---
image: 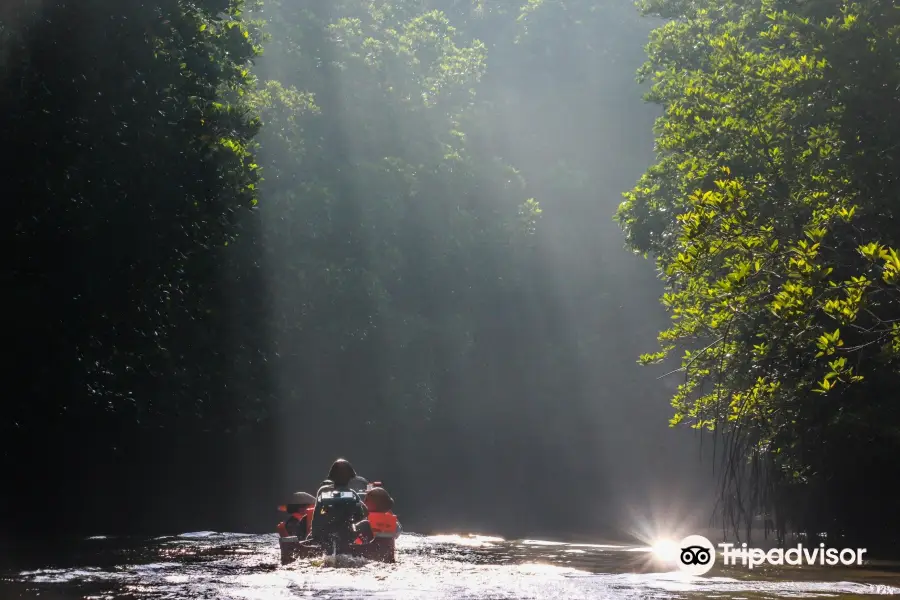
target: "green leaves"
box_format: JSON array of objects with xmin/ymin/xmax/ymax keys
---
[
  {"xmin": 4, "ymin": 0, "xmax": 265, "ymax": 431},
  {"xmin": 618, "ymin": 0, "xmax": 900, "ymax": 537},
  {"xmin": 815, "ymin": 328, "xmax": 842, "ymax": 357}
]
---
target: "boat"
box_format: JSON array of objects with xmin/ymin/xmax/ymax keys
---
[{"xmin": 277, "ymin": 482, "xmax": 401, "ymax": 564}]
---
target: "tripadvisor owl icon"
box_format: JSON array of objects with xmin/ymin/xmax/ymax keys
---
[{"xmin": 678, "ymin": 535, "xmax": 716, "ymax": 575}]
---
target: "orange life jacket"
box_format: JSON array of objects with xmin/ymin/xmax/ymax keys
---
[
  {"xmin": 350, "ymin": 511, "xmax": 400, "ymax": 545},
  {"xmin": 304, "ymin": 506, "xmax": 315, "ymax": 536},
  {"xmin": 277, "ymin": 510, "xmax": 314, "ymax": 538},
  {"xmin": 368, "ymin": 511, "xmax": 400, "ymax": 538}
]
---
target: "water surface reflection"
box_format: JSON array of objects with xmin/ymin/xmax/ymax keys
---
[{"xmin": 2, "ymin": 532, "xmax": 899, "ymax": 599}]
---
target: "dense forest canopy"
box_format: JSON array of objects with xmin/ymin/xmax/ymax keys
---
[{"xmin": 3, "ymin": 0, "xmax": 898, "ymax": 551}]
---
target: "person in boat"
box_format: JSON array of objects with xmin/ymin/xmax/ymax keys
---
[
  {"xmin": 317, "ymin": 459, "xmax": 367, "ymax": 499},
  {"xmin": 277, "ymin": 491, "xmax": 316, "ymax": 538},
  {"xmin": 317, "ymin": 474, "xmax": 368, "ymax": 495},
  {"xmin": 363, "ymin": 485, "xmax": 393, "ymax": 512},
  {"xmin": 310, "ymin": 458, "xmax": 373, "ymax": 545},
  {"xmin": 349, "ymin": 473, "xmax": 369, "ymax": 494},
  {"xmin": 362, "ymin": 485, "xmax": 402, "ymax": 540}
]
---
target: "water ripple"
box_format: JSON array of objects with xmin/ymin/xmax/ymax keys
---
[{"xmin": 3, "ymin": 532, "xmax": 899, "ymax": 599}]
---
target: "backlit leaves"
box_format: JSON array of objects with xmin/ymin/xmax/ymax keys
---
[{"xmin": 616, "ymin": 0, "xmax": 900, "ymax": 509}]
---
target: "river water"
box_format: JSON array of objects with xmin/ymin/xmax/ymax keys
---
[{"xmin": 2, "ymin": 532, "xmax": 900, "ymax": 599}]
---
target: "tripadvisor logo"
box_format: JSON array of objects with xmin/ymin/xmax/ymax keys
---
[
  {"xmin": 720, "ymin": 542, "xmax": 867, "ymax": 569},
  {"xmin": 676, "ymin": 535, "xmax": 717, "ymax": 575},
  {"xmin": 673, "ymin": 535, "xmax": 868, "ymax": 575}
]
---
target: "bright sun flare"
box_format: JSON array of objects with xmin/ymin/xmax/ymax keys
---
[{"xmin": 651, "ymin": 539, "xmax": 679, "ymax": 562}]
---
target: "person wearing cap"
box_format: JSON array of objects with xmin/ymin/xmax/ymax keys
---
[{"xmin": 277, "ymin": 491, "xmax": 316, "ymax": 538}]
